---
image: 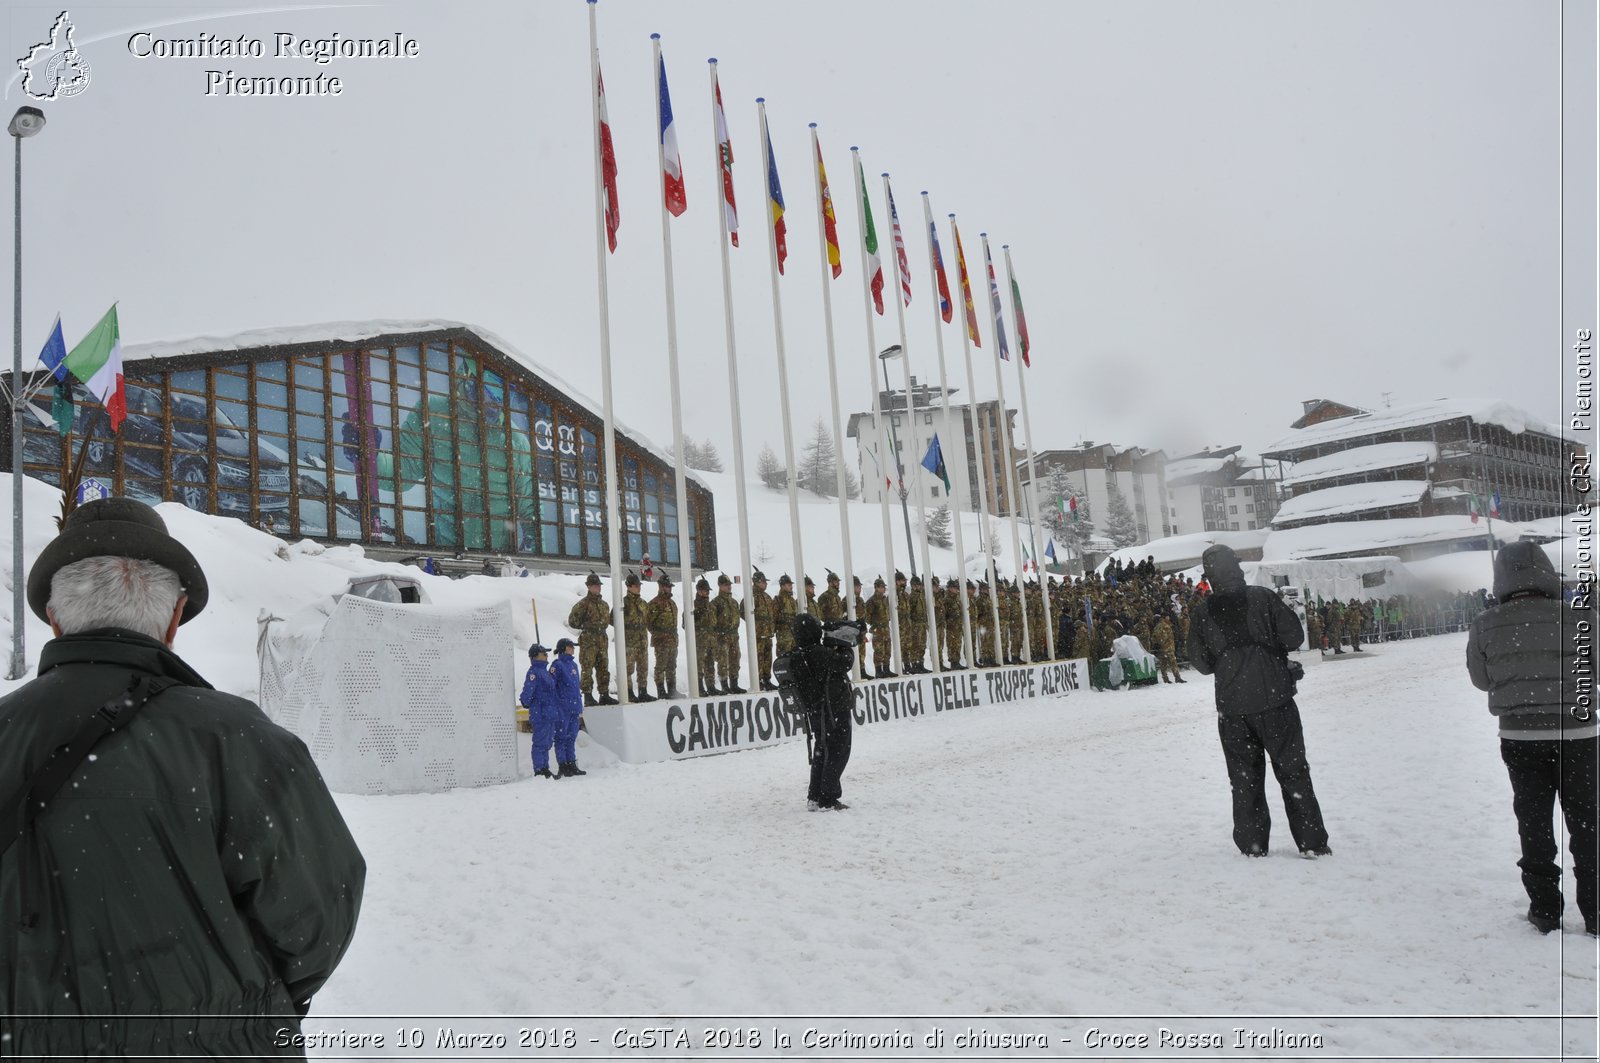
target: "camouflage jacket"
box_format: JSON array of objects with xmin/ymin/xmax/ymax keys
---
[
  {"xmin": 817, "ymin": 588, "xmax": 845, "ymax": 622},
  {"xmin": 567, "ymin": 595, "xmax": 612, "ymax": 635},
  {"xmin": 646, "ymin": 595, "xmax": 679, "ymax": 636},
  {"xmin": 709, "ymin": 592, "xmax": 743, "ymax": 634},
  {"xmin": 862, "ymin": 593, "xmax": 890, "ymax": 630},
  {"xmin": 751, "ymin": 589, "xmax": 776, "ymax": 637},
  {"xmin": 621, "ymin": 594, "xmax": 649, "ymax": 636}
]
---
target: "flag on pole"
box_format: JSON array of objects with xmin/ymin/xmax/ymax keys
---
[
  {"xmin": 1045, "ymin": 539, "xmax": 1057, "ymax": 564},
  {"xmin": 50, "ymin": 380, "xmax": 74, "ymax": 436},
  {"xmin": 816, "ymin": 140, "xmax": 842, "ymax": 279},
  {"xmin": 887, "ymin": 182, "xmax": 911, "ymax": 308},
  {"xmin": 64, "ymin": 304, "xmax": 125, "ymax": 431},
  {"xmin": 38, "ymin": 316, "xmax": 67, "ymax": 381},
  {"xmin": 657, "ymin": 50, "xmax": 687, "ymax": 217},
  {"xmin": 920, "ymin": 433, "xmax": 952, "ymax": 493},
  {"xmin": 1010, "ymin": 260, "xmax": 1031, "ymax": 367},
  {"xmin": 985, "ymin": 241, "xmax": 1009, "ymax": 360},
  {"xmin": 1489, "ymin": 490, "xmax": 1502, "ymax": 519},
  {"xmin": 930, "ymin": 219, "xmax": 952, "ymax": 323},
  {"xmin": 1059, "ymin": 495, "xmax": 1080, "ymax": 521},
  {"xmin": 865, "ymin": 441, "xmax": 892, "ymax": 490},
  {"xmin": 857, "ymin": 158, "xmax": 884, "ymax": 314},
  {"xmin": 1468, "ymin": 493, "xmax": 1481, "ymax": 524},
  {"xmin": 712, "ymin": 71, "xmax": 738, "ymax": 245},
  {"xmin": 952, "ymin": 221, "xmax": 980, "ymax": 347},
  {"xmin": 1021, "ymin": 538, "xmax": 1033, "ymax": 574},
  {"xmin": 597, "ymin": 67, "xmax": 620, "ymax": 252},
  {"xmin": 766, "ymin": 125, "xmax": 787, "ymax": 274}
]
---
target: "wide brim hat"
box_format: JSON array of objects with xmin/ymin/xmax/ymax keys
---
[
  {"xmin": 657, "ymin": 573, "xmax": 674, "ymax": 586},
  {"xmin": 28, "ymin": 497, "xmax": 209, "ymax": 624},
  {"xmin": 717, "ymin": 573, "xmax": 733, "ymax": 585}
]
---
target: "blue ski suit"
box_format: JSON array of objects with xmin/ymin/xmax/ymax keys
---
[
  {"xmin": 520, "ymin": 661, "xmax": 559, "ymax": 773},
  {"xmin": 551, "ymin": 652, "xmax": 585, "ymax": 765}
]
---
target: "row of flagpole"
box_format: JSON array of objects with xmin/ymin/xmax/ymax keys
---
[{"xmin": 587, "ymin": 1, "xmax": 1066, "ymax": 697}]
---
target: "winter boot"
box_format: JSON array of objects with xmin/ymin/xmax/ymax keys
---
[
  {"xmin": 583, "ymin": 692, "xmax": 597, "ymax": 708},
  {"xmin": 598, "ymin": 693, "xmax": 618, "ymax": 706},
  {"xmin": 564, "ymin": 761, "xmax": 588, "ymax": 777},
  {"xmin": 1527, "ymin": 908, "xmax": 1561, "ymax": 934},
  {"xmin": 634, "ymin": 688, "xmax": 655, "ymax": 703},
  {"xmin": 657, "ymin": 681, "xmax": 670, "ymax": 700},
  {"xmin": 534, "ymin": 768, "xmax": 558, "ymax": 780},
  {"xmin": 729, "ymin": 683, "xmax": 747, "ymax": 695}
]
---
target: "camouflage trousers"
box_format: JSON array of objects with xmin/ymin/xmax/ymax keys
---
[
  {"xmin": 625, "ymin": 633, "xmax": 649, "ymax": 693},
  {"xmin": 973, "ymin": 625, "xmax": 994, "ymax": 665},
  {"xmin": 717, "ymin": 632, "xmax": 742, "ymax": 688},
  {"xmin": 871, "ymin": 627, "xmax": 892, "ymax": 672},
  {"xmin": 1157, "ymin": 650, "xmax": 1180, "ymax": 682},
  {"xmin": 776, "ymin": 630, "xmax": 795, "ymax": 657},
  {"xmin": 651, "ymin": 633, "xmax": 678, "ymax": 691},
  {"xmin": 578, "ymin": 632, "xmax": 610, "ymax": 698},
  {"xmin": 756, "ymin": 635, "xmax": 774, "ymax": 685},
  {"xmin": 1007, "ymin": 624, "xmax": 1023, "ymax": 661},
  {"xmin": 902, "ymin": 626, "xmax": 927, "ymax": 671},
  {"xmin": 696, "ymin": 631, "xmax": 718, "ymax": 689},
  {"xmin": 943, "ymin": 624, "xmax": 964, "ymax": 668}
]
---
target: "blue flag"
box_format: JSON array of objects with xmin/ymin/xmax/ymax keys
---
[
  {"xmin": 1045, "ymin": 540, "xmax": 1057, "ymax": 563},
  {"xmin": 39, "ymin": 315, "xmax": 67, "ymax": 381},
  {"xmin": 920, "ymin": 433, "xmax": 951, "ymax": 493},
  {"xmin": 1084, "ymin": 598, "xmax": 1093, "ymax": 631}
]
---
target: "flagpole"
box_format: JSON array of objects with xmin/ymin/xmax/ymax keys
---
[
  {"xmin": 709, "ymin": 59, "xmax": 758, "ymax": 688},
  {"xmin": 757, "ymin": 99, "xmax": 808, "ymax": 614},
  {"xmin": 921, "ymin": 192, "xmax": 974, "ymax": 667},
  {"xmin": 884, "ymin": 174, "xmax": 939, "ymax": 672},
  {"xmin": 588, "ymin": 1, "xmax": 629, "ymax": 704},
  {"xmin": 849, "ymin": 148, "xmax": 902, "ymax": 675},
  {"xmin": 809, "ymin": 125, "xmax": 857, "ymax": 633},
  {"xmin": 952, "ymin": 215, "xmax": 1003, "ymax": 665},
  {"xmin": 980, "ymin": 233, "xmax": 1032, "ymax": 663},
  {"xmin": 1004, "ymin": 243, "xmax": 1055, "ymax": 659}
]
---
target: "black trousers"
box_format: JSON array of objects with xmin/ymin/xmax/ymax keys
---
[
  {"xmin": 1217, "ymin": 702, "xmax": 1329, "ymax": 855},
  {"xmin": 1500, "ymin": 736, "xmax": 1599, "ymax": 929},
  {"xmin": 807, "ymin": 709, "xmax": 853, "ymax": 803}
]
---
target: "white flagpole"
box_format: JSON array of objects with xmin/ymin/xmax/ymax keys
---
[
  {"xmin": 885, "ymin": 173, "xmax": 939, "ymax": 672},
  {"xmin": 757, "ymin": 99, "xmax": 808, "ymax": 613},
  {"xmin": 980, "ymin": 232, "xmax": 1031, "ymax": 664},
  {"xmin": 951, "ymin": 214, "xmax": 1003, "ymax": 665},
  {"xmin": 921, "ymin": 192, "xmax": 973, "ymax": 667},
  {"xmin": 652, "ymin": 33, "xmax": 694, "ymax": 702},
  {"xmin": 1004, "ymin": 243, "xmax": 1054, "ymax": 659},
  {"xmin": 809, "ymin": 125, "xmax": 857, "ymax": 628},
  {"xmin": 850, "ymin": 148, "xmax": 902, "ymax": 675},
  {"xmin": 708, "ymin": 59, "xmax": 758, "ymax": 688},
  {"xmin": 589, "ymin": 1, "xmax": 627, "ymax": 704}
]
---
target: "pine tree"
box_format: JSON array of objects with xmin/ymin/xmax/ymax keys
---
[
  {"xmin": 1038, "ymin": 466, "xmax": 1093, "ymax": 566},
  {"xmin": 694, "ymin": 438, "xmax": 724, "ymax": 473},
  {"xmin": 799, "ymin": 418, "xmax": 838, "ymax": 497},
  {"xmin": 756, "ymin": 444, "xmax": 786, "ymax": 490},
  {"xmin": 1105, "ymin": 482, "xmax": 1139, "ymax": 548},
  {"xmin": 925, "ymin": 504, "xmax": 953, "ymax": 549}
]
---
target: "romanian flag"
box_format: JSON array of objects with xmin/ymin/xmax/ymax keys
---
[
  {"xmin": 929, "ymin": 218, "xmax": 952, "ymax": 323},
  {"xmin": 766, "ymin": 124, "xmax": 787, "ymax": 274},
  {"xmin": 816, "ymin": 137, "xmax": 841, "ymax": 279},
  {"xmin": 597, "ymin": 67, "xmax": 620, "ymax": 252},
  {"xmin": 952, "ymin": 220, "xmax": 980, "ymax": 347},
  {"xmin": 1009, "ymin": 254, "xmax": 1031, "ymax": 367},
  {"xmin": 657, "ymin": 49, "xmax": 686, "ymax": 217},
  {"xmin": 712, "ymin": 67, "xmax": 737, "ymax": 245},
  {"xmin": 984, "ymin": 239, "xmax": 1009, "ymax": 361},
  {"xmin": 64, "ymin": 304, "xmax": 125, "ymax": 432},
  {"xmin": 857, "ymin": 156, "xmax": 884, "ymax": 314}
]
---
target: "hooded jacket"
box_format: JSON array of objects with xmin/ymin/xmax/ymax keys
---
[
  {"xmin": 0, "ymin": 629, "xmax": 364, "ymax": 1058},
  {"xmin": 1466, "ymin": 541, "xmax": 1598, "ymax": 739},
  {"xmin": 1186, "ymin": 546, "xmax": 1304, "ymax": 715}
]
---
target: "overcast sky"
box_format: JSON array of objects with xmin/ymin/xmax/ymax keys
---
[{"xmin": 0, "ymin": 0, "xmax": 1575, "ymax": 468}]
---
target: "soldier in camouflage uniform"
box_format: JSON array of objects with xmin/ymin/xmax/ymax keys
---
[
  {"xmin": 893, "ymin": 571, "xmax": 916, "ymax": 674},
  {"xmin": 818, "ymin": 571, "xmax": 846, "ymax": 622},
  {"xmin": 852, "ymin": 576, "xmax": 869, "ymax": 676},
  {"xmin": 1306, "ymin": 599, "xmax": 1325, "ymax": 655},
  {"xmin": 973, "ymin": 581, "xmax": 995, "ymax": 666},
  {"xmin": 1346, "ymin": 598, "xmax": 1367, "ymax": 652},
  {"xmin": 693, "ymin": 576, "xmax": 717, "ymax": 695},
  {"xmin": 942, "ymin": 577, "xmax": 966, "ymax": 669},
  {"xmin": 863, "ymin": 576, "xmax": 894, "ymax": 678},
  {"xmin": 1005, "ymin": 580, "xmax": 1026, "ymax": 664},
  {"xmin": 566, "ymin": 572, "xmax": 617, "ymax": 706},
  {"xmin": 710, "ymin": 574, "xmax": 747, "ymax": 694},
  {"xmin": 1027, "ymin": 581, "xmax": 1048, "ymax": 663},
  {"xmin": 1151, "ymin": 611, "xmax": 1184, "ymax": 683},
  {"xmin": 774, "ymin": 574, "xmax": 799, "ymax": 658},
  {"xmin": 646, "ymin": 574, "xmax": 680, "ymax": 700},
  {"xmin": 750, "ymin": 570, "xmax": 777, "ymax": 691},
  {"xmin": 1326, "ymin": 599, "xmax": 1346, "ymax": 655},
  {"xmin": 622, "ymin": 573, "xmax": 654, "ymax": 702},
  {"xmin": 904, "ymin": 574, "xmax": 931, "ymax": 674},
  {"xmin": 803, "ymin": 575, "xmax": 817, "ymax": 615}
]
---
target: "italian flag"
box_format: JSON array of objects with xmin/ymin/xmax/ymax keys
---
[
  {"xmin": 65, "ymin": 304, "xmax": 125, "ymax": 431},
  {"xmin": 1468, "ymin": 493, "xmax": 1481, "ymax": 524},
  {"xmin": 1059, "ymin": 495, "xmax": 1080, "ymax": 521}
]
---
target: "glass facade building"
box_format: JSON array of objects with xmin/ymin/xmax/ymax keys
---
[{"xmin": 4, "ymin": 324, "xmax": 716, "ymax": 568}]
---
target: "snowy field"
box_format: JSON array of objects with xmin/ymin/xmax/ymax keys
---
[{"xmin": 312, "ymin": 634, "xmax": 1597, "ymax": 1061}]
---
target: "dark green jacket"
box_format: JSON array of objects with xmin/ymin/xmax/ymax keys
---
[{"xmin": 0, "ymin": 629, "xmax": 365, "ymax": 1058}]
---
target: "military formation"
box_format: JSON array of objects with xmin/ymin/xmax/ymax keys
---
[{"xmin": 560, "ymin": 558, "xmax": 1490, "ymax": 703}]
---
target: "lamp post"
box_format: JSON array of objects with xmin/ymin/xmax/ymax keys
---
[
  {"xmin": 878, "ymin": 345, "xmax": 916, "ymax": 577},
  {"xmin": 9, "ymin": 105, "xmax": 45, "ymax": 681}
]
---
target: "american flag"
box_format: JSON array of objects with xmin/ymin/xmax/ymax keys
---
[{"xmin": 887, "ymin": 181, "xmax": 912, "ymax": 307}]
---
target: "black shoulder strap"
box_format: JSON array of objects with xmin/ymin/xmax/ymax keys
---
[{"xmin": 0, "ymin": 673, "xmax": 180, "ymax": 861}]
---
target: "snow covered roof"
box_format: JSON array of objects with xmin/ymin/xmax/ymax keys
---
[
  {"xmin": 1162, "ymin": 455, "xmax": 1232, "ymax": 482},
  {"xmin": 1264, "ymin": 398, "xmax": 1562, "ymax": 456},
  {"xmin": 1279, "ymin": 442, "xmax": 1438, "ymax": 488},
  {"xmin": 120, "ymin": 320, "xmax": 706, "ymax": 489},
  {"xmin": 1262, "ymin": 515, "xmax": 1510, "ymax": 561},
  {"xmin": 1516, "ymin": 513, "xmax": 1586, "ymax": 541},
  {"xmin": 1103, "ymin": 528, "xmax": 1267, "ymax": 570},
  {"xmin": 1272, "ymin": 480, "xmax": 1430, "ymax": 525}
]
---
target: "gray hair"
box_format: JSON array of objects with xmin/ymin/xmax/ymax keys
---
[{"xmin": 48, "ymin": 556, "xmax": 184, "ymax": 642}]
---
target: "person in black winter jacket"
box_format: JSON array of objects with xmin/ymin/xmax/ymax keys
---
[
  {"xmin": 1187, "ymin": 544, "xmax": 1331, "ymax": 858},
  {"xmin": 1467, "ymin": 541, "xmax": 1598, "ymax": 936},
  {"xmin": 785, "ymin": 614, "xmax": 857, "ymax": 811}
]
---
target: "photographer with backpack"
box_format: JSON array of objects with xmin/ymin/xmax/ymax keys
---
[{"xmin": 778, "ymin": 614, "xmax": 861, "ymax": 811}]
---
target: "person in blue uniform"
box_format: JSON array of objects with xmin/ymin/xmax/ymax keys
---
[
  {"xmin": 552, "ymin": 637, "xmax": 588, "ymax": 777},
  {"xmin": 520, "ymin": 643, "xmax": 559, "ymax": 779}
]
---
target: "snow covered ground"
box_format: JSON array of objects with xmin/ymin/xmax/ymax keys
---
[{"xmin": 312, "ymin": 634, "xmax": 1596, "ymax": 1060}]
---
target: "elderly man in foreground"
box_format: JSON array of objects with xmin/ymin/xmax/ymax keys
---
[{"xmin": 0, "ymin": 498, "xmax": 365, "ymax": 1057}]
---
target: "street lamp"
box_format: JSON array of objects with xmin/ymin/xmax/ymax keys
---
[
  {"xmin": 878, "ymin": 344, "xmax": 917, "ymax": 577},
  {"xmin": 10, "ymin": 105, "xmax": 45, "ymax": 680}
]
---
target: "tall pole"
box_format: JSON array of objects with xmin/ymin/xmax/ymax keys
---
[
  {"xmin": 877, "ymin": 354, "xmax": 916, "ymax": 578},
  {"xmin": 848, "ymin": 148, "xmax": 900, "ymax": 675},
  {"xmin": 808, "ymin": 125, "xmax": 856, "ymax": 625},
  {"xmin": 885, "ymin": 174, "xmax": 939, "ymax": 671},
  {"xmin": 980, "ymin": 233, "xmax": 1031, "ymax": 663},
  {"xmin": 757, "ymin": 99, "xmax": 807, "ymax": 613},
  {"xmin": 1004, "ymin": 244, "xmax": 1054, "ymax": 658},
  {"xmin": 951, "ymin": 216, "xmax": 1003, "ymax": 665},
  {"xmin": 587, "ymin": 1, "xmax": 630, "ymax": 703},
  {"xmin": 921, "ymin": 193, "xmax": 973, "ymax": 666},
  {"xmin": 10, "ymin": 130, "xmax": 24, "ymax": 679},
  {"xmin": 708, "ymin": 60, "xmax": 758, "ymax": 686}
]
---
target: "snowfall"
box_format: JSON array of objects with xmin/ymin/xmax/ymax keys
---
[{"xmin": 1, "ymin": 471, "xmax": 1596, "ymax": 1061}]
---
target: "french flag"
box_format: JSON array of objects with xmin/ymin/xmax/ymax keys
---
[{"xmin": 657, "ymin": 46, "xmax": 687, "ymax": 217}]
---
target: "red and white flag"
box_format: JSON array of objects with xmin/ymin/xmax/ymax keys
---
[
  {"xmin": 712, "ymin": 69, "xmax": 738, "ymax": 245},
  {"xmin": 887, "ymin": 180, "xmax": 912, "ymax": 308},
  {"xmin": 597, "ymin": 67, "xmax": 620, "ymax": 251}
]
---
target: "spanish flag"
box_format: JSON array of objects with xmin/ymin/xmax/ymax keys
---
[
  {"xmin": 952, "ymin": 220, "xmax": 980, "ymax": 347},
  {"xmin": 816, "ymin": 138, "xmax": 841, "ymax": 279}
]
